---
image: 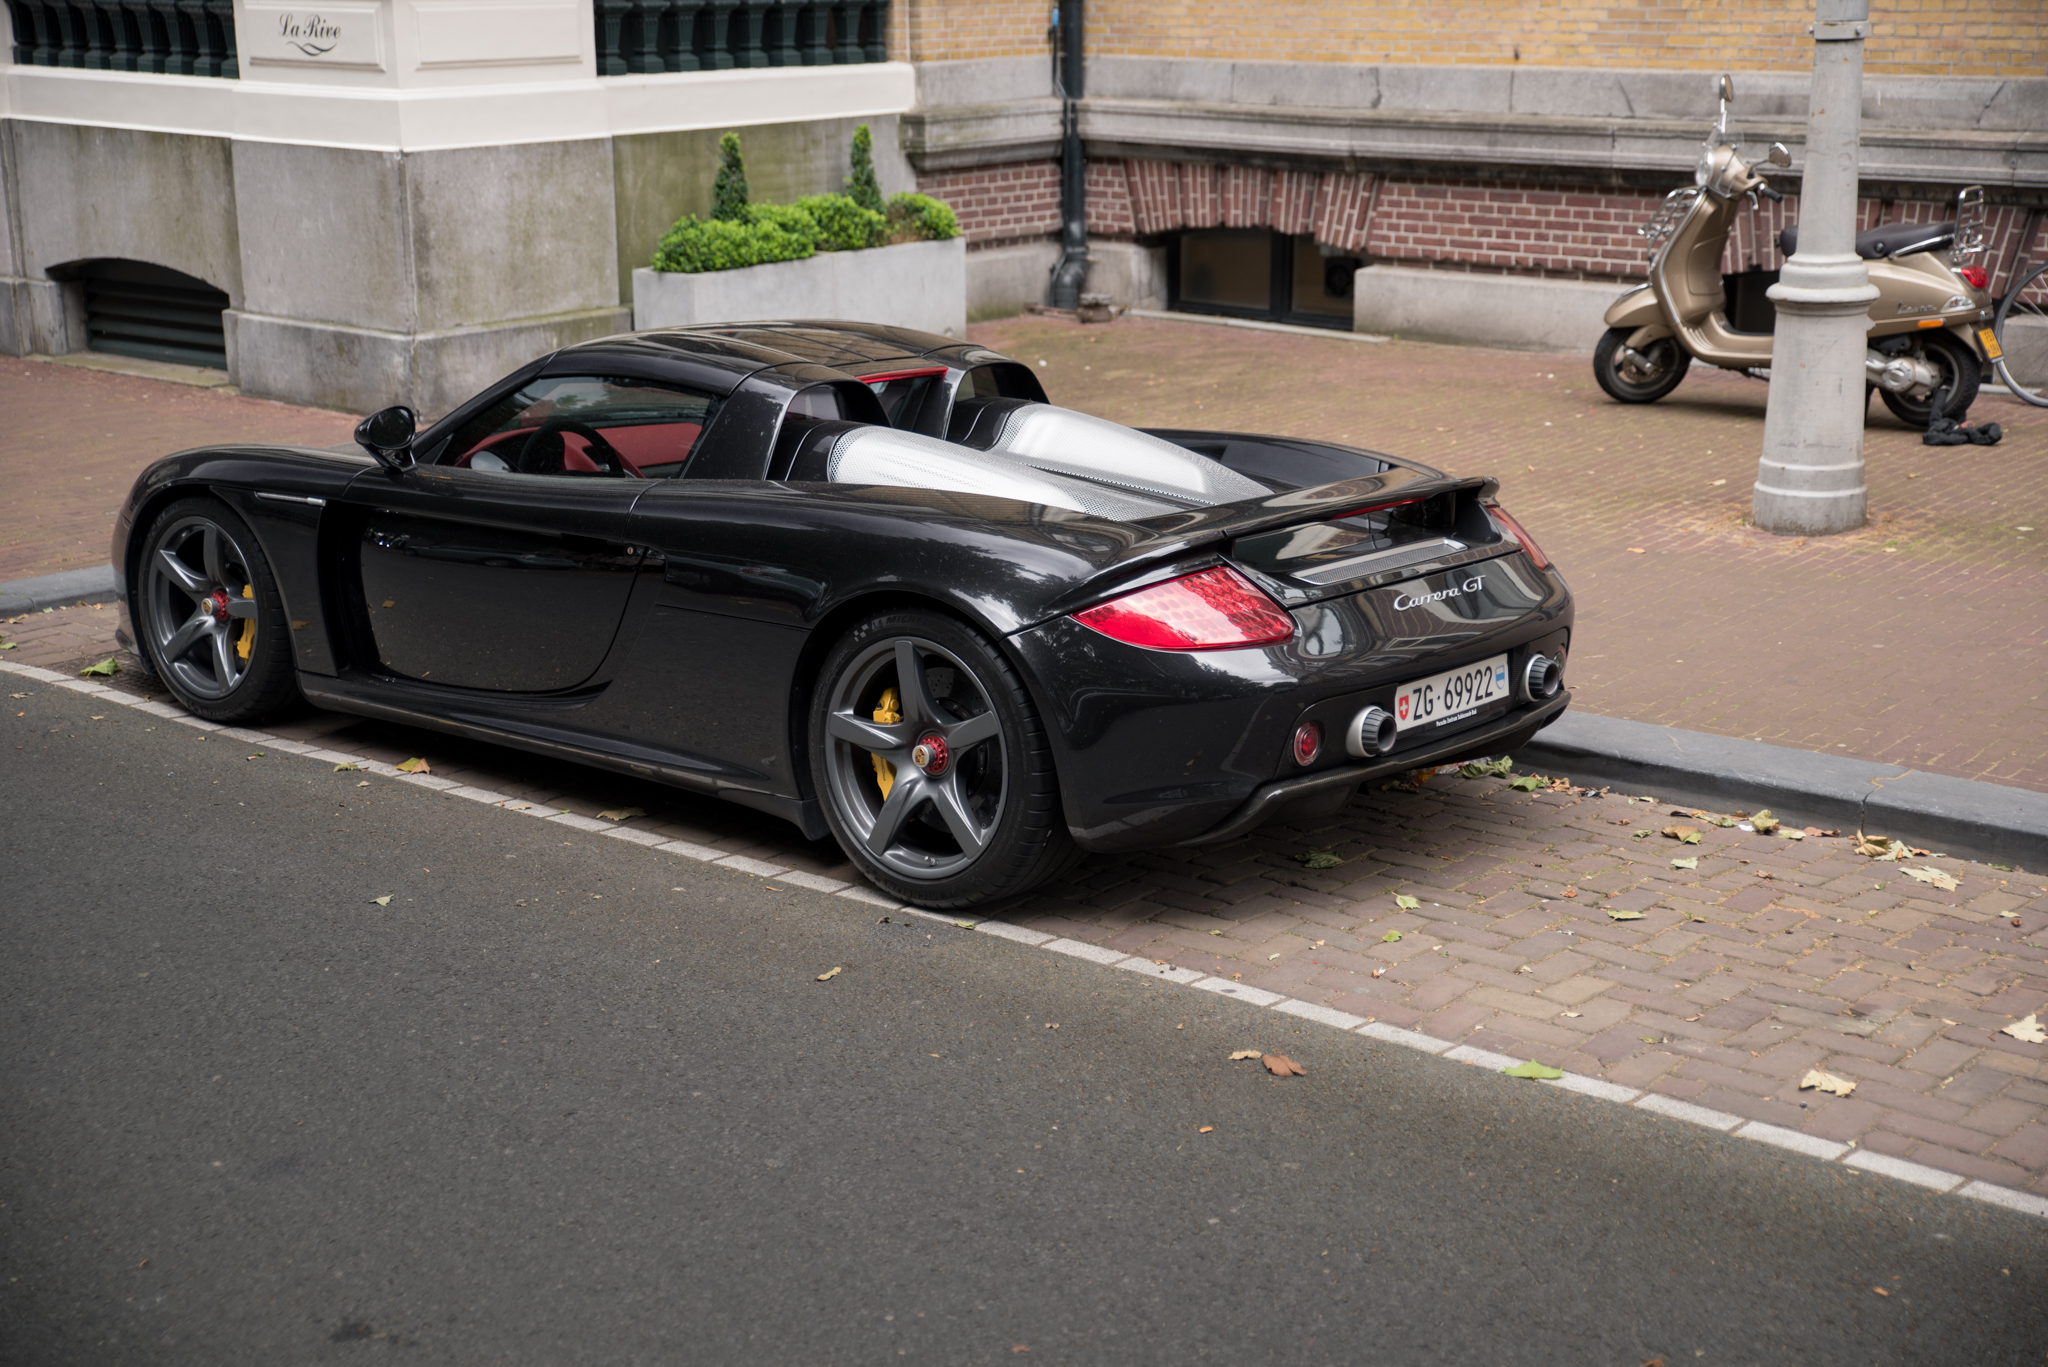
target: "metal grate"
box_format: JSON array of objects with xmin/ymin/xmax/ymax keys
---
[
  {"xmin": 81, "ymin": 261, "xmax": 231, "ymax": 370},
  {"xmin": 5, "ymin": 0, "xmax": 239, "ymax": 75},
  {"xmin": 594, "ymin": 1, "xmax": 887, "ymax": 76}
]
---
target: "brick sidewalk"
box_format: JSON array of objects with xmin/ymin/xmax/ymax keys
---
[{"xmin": 8, "ymin": 651, "xmax": 2048, "ymax": 1200}]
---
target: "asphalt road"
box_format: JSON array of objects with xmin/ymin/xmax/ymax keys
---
[{"xmin": 4, "ymin": 682, "xmax": 2044, "ymax": 1365}]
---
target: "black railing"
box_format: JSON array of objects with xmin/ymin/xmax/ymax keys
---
[
  {"xmin": 594, "ymin": 1, "xmax": 887, "ymax": 76},
  {"xmin": 6, "ymin": 0, "xmax": 239, "ymax": 76}
]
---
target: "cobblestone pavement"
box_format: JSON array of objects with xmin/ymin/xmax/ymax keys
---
[
  {"xmin": 10, "ymin": 646, "xmax": 2048, "ymax": 1200},
  {"xmin": 979, "ymin": 316, "xmax": 2048, "ymax": 793}
]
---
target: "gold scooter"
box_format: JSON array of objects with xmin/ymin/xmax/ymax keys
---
[{"xmin": 1594, "ymin": 75, "xmax": 1998, "ymax": 426}]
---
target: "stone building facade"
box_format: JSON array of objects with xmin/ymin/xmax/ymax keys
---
[{"xmin": 2, "ymin": 0, "xmax": 2043, "ymax": 415}]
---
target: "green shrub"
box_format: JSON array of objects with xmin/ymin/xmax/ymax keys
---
[
  {"xmin": 885, "ymin": 192, "xmax": 961, "ymax": 244},
  {"xmin": 712, "ymin": 131, "xmax": 750, "ymax": 222},
  {"xmin": 652, "ymin": 208, "xmax": 813, "ymax": 274},
  {"xmin": 845, "ymin": 124, "xmax": 884, "ymax": 215},
  {"xmin": 795, "ymin": 193, "xmax": 885, "ymax": 251}
]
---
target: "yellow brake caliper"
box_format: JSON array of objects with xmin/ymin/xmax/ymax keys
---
[
  {"xmin": 236, "ymin": 584, "xmax": 255, "ymax": 660},
  {"xmin": 871, "ymin": 686, "xmax": 901, "ymax": 799}
]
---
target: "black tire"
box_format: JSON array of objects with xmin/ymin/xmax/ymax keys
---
[
  {"xmin": 1593, "ymin": 326, "xmax": 1689, "ymax": 404},
  {"xmin": 1876, "ymin": 329, "xmax": 1981, "ymax": 426},
  {"xmin": 134, "ymin": 497, "xmax": 300, "ymax": 723},
  {"xmin": 809, "ymin": 608, "xmax": 1079, "ymax": 910}
]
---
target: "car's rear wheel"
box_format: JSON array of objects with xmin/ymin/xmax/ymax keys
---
[
  {"xmin": 810, "ymin": 608, "xmax": 1078, "ymax": 909},
  {"xmin": 1593, "ymin": 326, "xmax": 1689, "ymax": 404},
  {"xmin": 136, "ymin": 497, "xmax": 299, "ymax": 723},
  {"xmin": 1876, "ymin": 329, "xmax": 1981, "ymax": 426}
]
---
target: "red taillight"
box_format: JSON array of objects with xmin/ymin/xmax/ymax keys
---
[
  {"xmin": 1489, "ymin": 506, "xmax": 1552, "ymax": 571},
  {"xmin": 1292, "ymin": 720, "xmax": 1324, "ymax": 766},
  {"xmin": 1960, "ymin": 266, "xmax": 1989, "ymax": 291},
  {"xmin": 1073, "ymin": 566, "xmax": 1295, "ymax": 651},
  {"xmin": 1333, "ymin": 498, "xmax": 1422, "ymax": 521}
]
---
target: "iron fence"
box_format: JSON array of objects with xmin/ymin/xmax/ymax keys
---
[
  {"xmin": 6, "ymin": 0, "xmax": 238, "ymax": 75},
  {"xmin": 594, "ymin": 1, "xmax": 887, "ymax": 75}
]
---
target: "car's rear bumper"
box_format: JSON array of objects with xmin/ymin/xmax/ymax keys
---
[{"xmin": 1177, "ymin": 690, "xmax": 1571, "ymax": 846}]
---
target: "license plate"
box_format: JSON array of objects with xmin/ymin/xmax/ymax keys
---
[
  {"xmin": 1394, "ymin": 653, "xmax": 1510, "ymax": 732},
  {"xmin": 1980, "ymin": 327, "xmax": 2004, "ymax": 361}
]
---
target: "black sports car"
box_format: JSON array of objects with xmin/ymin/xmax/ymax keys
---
[{"xmin": 113, "ymin": 321, "xmax": 1573, "ymax": 908}]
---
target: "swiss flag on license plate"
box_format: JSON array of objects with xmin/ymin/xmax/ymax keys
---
[{"xmin": 1396, "ymin": 695, "xmax": 1410, "ymax": 720}]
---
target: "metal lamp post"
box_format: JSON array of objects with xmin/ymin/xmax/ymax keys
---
[{"xmin": 1753, "ymin": 0, "xmax": 1875, "ymax": 536}]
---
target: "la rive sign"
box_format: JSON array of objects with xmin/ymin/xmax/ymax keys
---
[{"xmin": 245, "ymin": 4, "xmax": 385, "ymax": 69}]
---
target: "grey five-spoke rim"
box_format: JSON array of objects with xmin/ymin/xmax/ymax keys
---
[
  {"xmin": 142, "ymin": 515, "xmax": 259, "ymax": 701},
  {"xmin": 822, "ymin": 636, "xmax": 1007, "ymax": 881}
]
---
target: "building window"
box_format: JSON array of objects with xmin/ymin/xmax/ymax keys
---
[{"xmin": 1169, "ymin": 229, "xmax": 1361, "ymax": 331}]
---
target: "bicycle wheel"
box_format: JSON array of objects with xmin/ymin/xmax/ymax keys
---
[{"xmin": 1993, "ymin": 259, "xmax": 2048, "ymax": 407}]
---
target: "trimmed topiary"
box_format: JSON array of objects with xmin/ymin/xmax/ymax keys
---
[
  {"xmin": 885, "ymin": 193, "xmax": 961, "ymax": 244},
  {"xmin": 845, "ymin": 123, "xmax": 884, "ymax": 216},
  {"xmin": 651, "ymin": 208, "xmax": 814, "ymax": 274},
  {"xmin": 712, "ymin": 131, "xmax": 750, "ymax": 222}
]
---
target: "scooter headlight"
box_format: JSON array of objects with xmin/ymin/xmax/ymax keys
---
[{"xmin": 1694, "ymin": 150, "xmax": 1714, "ymax": 187}]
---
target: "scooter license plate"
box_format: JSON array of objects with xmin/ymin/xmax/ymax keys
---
[
  {"xmin": 1394, "ymin": 654, "xmax": 1510, "ymax": 732},
  {"xmin": 1979, "ymin": 327, "xmax": 2004, "ymax": 361}
]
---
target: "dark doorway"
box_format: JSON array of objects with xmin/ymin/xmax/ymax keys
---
[
  {"xmin": 79, "ymin": 260, "xmax": 231, "ymax": 369},
  {"xmin": 1168, "ymin": 229, "xmax": 1360, "ymax": 330}
]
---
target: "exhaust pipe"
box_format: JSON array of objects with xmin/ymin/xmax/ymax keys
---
[
  {"xmin": 1524, "ymin": 655, "xmax": 1562, "ymax": 700},
  {"xmin": 1345, "ymin": 705, "xmax": 1399, "ymax": 758}
]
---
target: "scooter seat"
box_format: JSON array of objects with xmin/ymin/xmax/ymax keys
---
[{"xmin": 1777, "ymin": 221, "xmax": 1956, "ymax": 262}]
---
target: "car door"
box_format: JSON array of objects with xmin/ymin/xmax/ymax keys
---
[{"xmin": 336, "ymin": 372, "xmax": 723, "ymax": 694}]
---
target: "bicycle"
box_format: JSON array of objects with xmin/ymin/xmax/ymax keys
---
[{"xmin": 1992, "ymin": 257, "xmax": 2048, "ymax": 407}]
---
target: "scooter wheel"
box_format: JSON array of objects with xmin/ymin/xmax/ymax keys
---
[
  {"xmin": 1876, "ymin": 330, "xmax": 1981, "ymax": 427},
  {"xmin": 1593, "ymin": 327, "xmax": 1688, "ymax": 404}
]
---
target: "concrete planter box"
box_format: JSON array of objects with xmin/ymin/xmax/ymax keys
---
[{"xmin": 632, "ymin": 237, "xmax": 967, "ymax": 339}]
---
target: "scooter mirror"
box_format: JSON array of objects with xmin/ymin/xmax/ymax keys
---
[
  {"xmin": 1718, "ymin": 74, "xmax": 1733, "ymax": 105},
  {"xmin": 1767, "ymin": 142, "xmax": 1791, "ymax": 168}
]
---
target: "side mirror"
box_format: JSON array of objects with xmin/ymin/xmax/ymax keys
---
[
  {"xmin": 1718, "ymin": 74, "xmax": 1734, "ymax": 105},
  {"xmin": 1767, "ymin": 142, "xmax": 1792, "ymax": 168},
  {"xmin": 355, "ymin": 405, "xmax": 417, "ymax": 471}
]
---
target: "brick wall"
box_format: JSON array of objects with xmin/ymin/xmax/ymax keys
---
[
  {"xmin": 1365, "ymin": 180, "xmax": 1663, "ymax": 282},
  {"xmin": 897, "ymin": 0, "xmax": 2046, "ymax": 80},
  {"xmin": 918, "ymin": 159, "xmax": 1063, "ymax": 245}
]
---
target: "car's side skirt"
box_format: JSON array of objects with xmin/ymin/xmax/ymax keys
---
[{"xmin": 299, "ymin": 677, "xmax": 831, "ymax": 840}]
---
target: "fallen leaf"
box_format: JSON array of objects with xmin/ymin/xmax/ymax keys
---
[
  {"xmin": 1800, "ymin": 1069, "xmax": 1857, "ymax": 1097},
  {"xmin": 1229, "ymin": 1050, "xmax": 1262, "ymax": 1061},
  {"xmin": 1262, "ymin": 1053, "xmax": 1306, "ymax": 1077},
  {"xmin": 1902, "ymin": 865, "xmax": 1960, "ymax": 892},
  {"xmin": 395, "ymin": 757, "xmax": 431, "ymax": 774},
  {"xmin": 1562, "ymin": 885, "xmax": 1579, "ymax": 898},
  {"xmin": 1671, "ymin": 857, "xmax": 1699, "ymax": 869},
  {"xmin": 2001, "ymin": 1014, "xmax": 2047, "ymax": 1044},
  {"xmin": 1268, "ymin": 953, "xmax": 1281, "ymax": 961},
  {"xmin": 1627, "ymin": 547, "xmax": 1647, "ymax": 554},
  {"xmin": 956, "ymin": 921, "xmax": 977, "ymax": 929},
  {"xmin": 1370, "ymin": 967, "xmax": 1386, "ymax": 978},
  {"xmin": 356, "ymin": 780, "xmax": 370, "ymax": 787},
  {"xmin": 1662, "ymin": 825, "xmax": 1702, "ymax": 844},
  {"xmin": 1609, "ymin": 907, "xmax": 1645, "ymax": 921},
  {"xmin": 370, "ymin": 896, "xmax": 392, "ymax": 906},
  {"xmin": 1777, "ymin": 827, "xmax": 1806, "ymax": 841},
  {"xmin": 1198, "ymin": 1126, "xmax": 1214, "ymax": 1134},
  {"xmin": 1503, "ymin": 1059, "xmax": 1563, "ymax": 1080},
  {"xmin": 1872, "ymin": 1288, "xmax": 1888, "ymax": 1297},
  {"xmin": 1507, "ymin": 774, "xmax": 1545, "ymax": 791},
  {"xmin": 1562, "ymin": 1011, "xmax": 1582, "ymax": 1018},
  {"xmin": 1209, "ymin": 929, "xmax": 1223, "ymax": 936},
  {"xmin": 1458, "ymin": 756, "xmax": 1513, "ymax": 779},
  {"xmin": 597, "ymin": 807, "xmax": 647, "ymax": 822},
  {"xmin": 1702, "ymin": 815, "xmax": 1738, "ymax": 828},
  {"xmin": 1632, "ymin": 830, "xmax": 1654, "ymax": 839},
  {"xmin": 1749, "ymin": 809, "xmax": 1781, "ymax": 835},
  {"xmin": 333, "ymin": 761, "xmax": 361, "ymax": 772},
  {"xmin": 78, "ymin": 657, "xmax": 119, "ymax": 677},
  {"xmin": 1394, "ymin": 894, "xmax": 1420, "ymax": 910},
  {"xmin": 1295, "ymin": 847, "xmax": 1346, "ymax": 869},
  {"xmin": 1382, "ymin": 931, "xmax": 1403, "ymax": 943},
  {"xmin": 816, "ymin": 966, "xmax": 842, "ymax": 982}
]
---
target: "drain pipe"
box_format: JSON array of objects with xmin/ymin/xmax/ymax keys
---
[{"xmin": 1049, "ymin": 0, "xmax": 1088, "ymax": 310}]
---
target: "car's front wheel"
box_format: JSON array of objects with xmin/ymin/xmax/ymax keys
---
[
  {"xmin": 809, "ymin": 608, "xmax": 1077, "ymax": 909},
  {"xmin": 135, "ymin": 496, "xmax": 299, "ymax": 723}
]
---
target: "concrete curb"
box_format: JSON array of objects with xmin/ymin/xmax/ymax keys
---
[
  {"xmin": 1518, "ymin": 712, "xmax": 2047, "ymax": 869},
  {"xmin": 0, "ymin": 565, "xmax": 118, "ymax": 615}
]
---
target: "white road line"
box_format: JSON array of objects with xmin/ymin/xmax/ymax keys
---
[{"xmin": 15, "ymin": 658, "xmax": 2039, "ymax": 1224}]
